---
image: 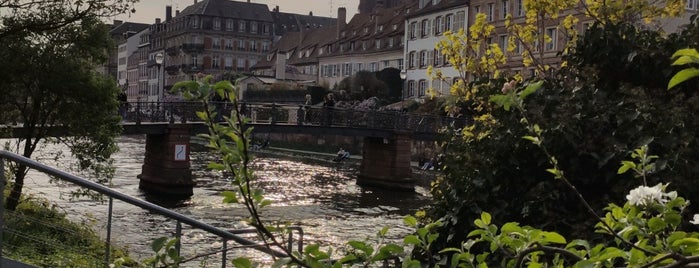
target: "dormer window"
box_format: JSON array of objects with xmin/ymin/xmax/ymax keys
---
[
  {"xmin": 378, "ymin": 25, "xmax": 384, "ymax": 32},
  {"xmin": 393, "ymin": 24, "xmax": 398, "ymax": 30},
  {"xmin": 341, "ymin": 31, "xmax": 346, "ymax": 37},
  {"xmin": 364, "ymin": 27, "xmax": 369, "ymax": 33},
  {"xmin": 353, "ymin": 30, "xmax": 357, "ymax": 36},
  {"xmin": 319, "ymin": 47, "xmax": 324, "ymax": 55}
]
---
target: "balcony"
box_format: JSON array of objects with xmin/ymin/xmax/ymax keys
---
[
  {"xmin": 165, "ymin": 46, "xmax": 179, "ymax": 56},
  {"xmin": 180, "ymin": 64, "xmax": 203, "ymax": 74},
  {"xmin": 180, "ymin": 43, "xmax": 204, "ymax": 53},
  {"xmin": 165, "ymin": 65, "xmax": 180, "ymax": 75}
]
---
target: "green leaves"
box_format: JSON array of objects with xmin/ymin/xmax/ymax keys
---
[{"xmin": 668, "ymin": 48, "xmax": 699, "ymax": 89}]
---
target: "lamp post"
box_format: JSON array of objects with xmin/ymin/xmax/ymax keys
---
[
  {"xmin": 155, "ymin": 52, "xmax": 164, "ymax": 105},
  {"xmin": 399, "ymin": 70, "xmax": 407, "ymax": 100}
]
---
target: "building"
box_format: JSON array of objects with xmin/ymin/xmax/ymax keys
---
[
  {"xmin": 111, "ymin": 21, "xmax": 149, "ymax": 93},
  {"xmin": 143, "ymin": 0, "xmax": 337, "ymax": 102},
  {"xmin": 404, "ymin": 0, "xmax": 467, "ymax": 100},
  {"xmin": 317, "ymin": 3, "xmax": 413, "ymax": 88}
]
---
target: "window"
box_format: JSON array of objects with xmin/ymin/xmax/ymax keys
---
[
  {"xmin": 212, "ymin": 55, "xmax": 220, "ymax": 68},
  {"xmin": 263, "ymin": 24, "xmax": 271, "ymax": 34},
  {"xmin": 226, "ymin": 20, "xmax": 235, "ymax": 31},
  {"xmin": 409, "ymin": 51, "xmax": 416, "ymax": 68},
  {"xmin": 421, "ymin": 19, "xmax": 429, "ymax": 37},
  {"xmin": 545, "ymin": 27, "xmax": 557, "ymax": 51},
  {"xmin": 445, "ymin": 14, "xmax": 453, "ymax": 32},
  {"xmin": 410, "ymin": 22, "xmax": 418, "ymax": 39},
  {"xmin": 502, "ymin": 0, "xmax": 509, "ymax": 19},
  {"xmin": 398, "ymin": 59, "xmax": 404, "ymax": 71},
  {"xmin": 455, "ymin": 11, "xmax": 465, "ymax": 31},
  {"xmin": 262, "ymin": 42, "xmax": 270, "ymax": 52},
  {"xmin": 343, "ymin": 63, "xmax": 351, "ymax": 76},
  {"xmin": 225, "ymin": 39, "xmax": 233, "ymax": 49},
  {"xmin": 393, "ymin": 24, "xmax": 398, "ymax": 30},
  {"xmin": 514, "ymin": 40, "xmax": 522, "ymax": 54},
  {"xmin": 433, "ymin": 49, "xmax": 442, "ymax": 66},
  {"xmin": 332, "ymin": 64, "xmax": 339, "ymax": 76},
  {"xmin": 418, "ymin": 80, "xmax": 427, "ymax": 96},
  {"xmin": 238, "ymin": 21, "xmax": 246, "ymax": 32},
  {"xmin": 250, "ymin": 41, "xmax": 257, "ymax": 52},
  {"xmin": 687, "ymin": 0, "xmax": 695, "ymax": 10},
  {"xmin": 378, "ymin": 25, "xmax": 384, "ymax": 32},
  {"xmin": 498, "ymin": 34, "xmax": 507, "ymax": 51},
  {"xmin": 362, "ymin": 41, "xmax": 367, "ymax": 50},
  {"xmin": 251, "ymin": 22, "xmax": 258, "ymax": 33},
  {"xmin": 192, "ymin": 55, "xmax": 199, "ymax": 66},
  {"xmin": 213, "ymin": 18, "xmax": 221, "ymax": 30},
  {"xmin": 388, "ymin": 38, "xmax": 394, "ymax": 48},
  {"xmin": 375, "ymin": 39, "xmax": 381, "ymax": 49},
  {"xmin": 238, "ymin": 40, "xmax": 245, "ymax": 50},
  {"xmin": 419, "ymin": 50, "xmax": 427, "ymax": 68},
  {"xmin": 516, "ymin": 0, "xmax": 525, "ymax": 16},
  {"xmin": 370, "ymin": 62, "xmax": 378, "ymax": 72},
  {"xmin": 383, "ymin": 60, "xmax": 390, "ymax": 68},
  {"xmin": 408, "ymin": 80, "xmax": 416, "ymax": 97},
  {"xmin": 487, "ymin": 3, "xmax": 494, "ymax": 21},
  {"xmin": 434, "ymin": 16, "xmax": 443, "ymax": 35},
  {"xmin": 191, "ymin": 17, "xmax": 199, "ymax": 28},
  {"xmin": 237, "ymin": 58, "xmax": 245, "ymax": 69}
]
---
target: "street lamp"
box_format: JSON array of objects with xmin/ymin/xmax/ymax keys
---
[{"xmin": 155, "ymin": 52, "xmax": 164, "ymax": 104}]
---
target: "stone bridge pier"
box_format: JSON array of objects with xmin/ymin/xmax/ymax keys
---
[
  {"xmin": 357, "ymin": 132, "xmax": 415, "ymax": 191},
  {"xmin": 138, "ymin": 125, "xmax": 194, "ymax": 197}
]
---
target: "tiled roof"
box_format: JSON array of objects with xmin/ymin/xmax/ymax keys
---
[
  {"xmin": 179, "ymin": 0, "xmax": 274, "ymax": 22},
  {"xmin": 272, "ymin": 11, "xmax": 337, "ymax": 36}
]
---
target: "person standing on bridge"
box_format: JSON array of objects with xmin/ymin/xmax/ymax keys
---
[{"xmin": 322, "ymin": 93, "xmax": 335, "ymax": 126}]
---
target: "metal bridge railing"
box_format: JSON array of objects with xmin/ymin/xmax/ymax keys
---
[{"xmin": 0, "ymin": 150, "xmax": 300, "ymax": 267}]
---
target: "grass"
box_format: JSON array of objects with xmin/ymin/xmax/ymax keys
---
[{"xmin": 3, "ymin": 191, "xmax": 137, "ymax": 267}]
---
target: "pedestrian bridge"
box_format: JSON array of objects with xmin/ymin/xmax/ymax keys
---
[{"xmin": 4, "ymin": 101, "xmax": 468, "ymax": 196}]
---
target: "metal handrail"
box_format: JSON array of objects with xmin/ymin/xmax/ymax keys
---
[{"xmin": 0, "ymin": 150, "xmax": 288, "ymax": 267}]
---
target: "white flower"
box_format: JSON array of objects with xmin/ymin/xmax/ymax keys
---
[
  {"xmin": 626, "ymin": 183, "xmax": 671, "ymax": 206},
  {"xmin": 691, "ymin": 214, "xmax": 699, "ymax": 225}
]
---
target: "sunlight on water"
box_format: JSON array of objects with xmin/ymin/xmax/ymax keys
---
[{"xmin": 11, "ymin": 135, "xmax": 434, "ymax": 266}]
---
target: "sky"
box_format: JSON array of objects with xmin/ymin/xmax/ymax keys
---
[{"xmin": 111, "ymin": 0, "xmax": 360, "ymax": 24}]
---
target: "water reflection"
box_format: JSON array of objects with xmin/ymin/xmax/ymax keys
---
[{"xmin": 20, "ymin": 135, "xmax": 432, "ymax": 266}]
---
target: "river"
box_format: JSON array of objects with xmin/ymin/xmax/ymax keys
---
[{"xmin": 19, "ymin": 135, "xmax": 433, "ymax": 266}]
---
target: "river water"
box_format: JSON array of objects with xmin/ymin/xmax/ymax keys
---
[{"xmin": 19, "ymin": 135, "xmax": 433, "ymax": 266}]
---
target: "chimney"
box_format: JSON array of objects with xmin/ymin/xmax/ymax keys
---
[
  {"xmin": 309, "ymin": 11, "xmax": 313, "ymax": 16},
  {"xmin": 337, "ymin": 7, "xmax": 347, "ymax": 39},
  {"xmin": 176, "ymin": 10, "xmax": 180, "ymax": 17},
  {"xmin": 194, "ymin": 0, "xmax": 197, "ymax": 4},
  {"xmin": 166, "ymin": 5, "xmax": 172, "ymax": 21},
  {"xmin": 156, "ymin": 18, "xmax": 161, "ymax": 24},
  {"xmin": 274, "ymin": 5, "xmax": 279, "ymax": 12},
  {"xmin": 275, "ymin": 52, "xmax": 286, "ymax": 80}
]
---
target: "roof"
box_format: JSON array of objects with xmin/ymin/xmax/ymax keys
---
[
  {"xmin": 109, "ymin": 22, "xmax": 149, "ymax": 36},
  {"xmin": 406, "ymin": 0, "xmax": 468, "ymax": 19},
  {"xmin": 178, "ymin": 0, "xmax": 274, "ymax": 22},
  {"xmin": 272, "ymin": 11, "xmax": 337, "ymax": 36}
]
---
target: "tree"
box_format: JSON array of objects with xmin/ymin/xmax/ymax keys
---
[
  {"xmin": 0, "ymin": 16, "xmax": 122, "ymax": 210},
  {"xmin": 0, "ymin": 0, "xmax": 137, "ymax": 40},
  {"xmin": 424, "ymin": 0, "xmax": 696, "ymax": 258}
]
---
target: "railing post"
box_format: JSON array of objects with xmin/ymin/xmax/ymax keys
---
[
  {"xmin": 180, "ymin": 102, "xmax": 187, "ymax": 124},
  {"xmin": 169, "ymin": 102, "xmax": 175, "ymax": 124},
  {"xmin": 270, "ymin": 103, "xmax": 277, "ymax": 125},
  {"xmin": 136, "ymin": 102, "xmax": 142, "ymax": 125},
  {"xmin": 175, "ymin": 221, "xmax": 182, "ymax": 257},
  {"xmin": 221, "ymin": 238, "xmax": 227, "ymax": 268},
  {"xmin": 105, "ymin": 197, "xmax": 114, "ymax": 266},
  {"xmin": 0, "ymin": 158, "xmax": 4, "ymax": 263}
]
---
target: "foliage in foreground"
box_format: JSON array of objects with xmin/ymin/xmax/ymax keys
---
[{"xmin": 3, "ymin": 192, "xmax": 134, "ymax": 267}]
